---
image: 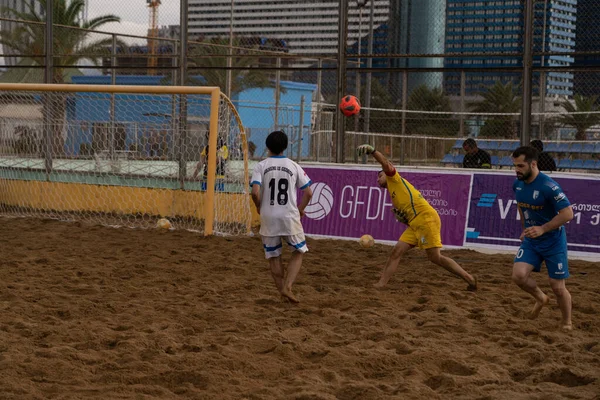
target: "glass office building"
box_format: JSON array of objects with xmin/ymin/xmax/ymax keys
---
[{"xmin": 444, "ymin": 0, "xmax": 577, "ymax": 97}]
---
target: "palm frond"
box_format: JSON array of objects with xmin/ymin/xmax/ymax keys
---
[
  {"xmin": 64, "ymin": 0, "xmax": 86, "ymax": 25},
  {"xmin": 0, "ymin": 0, "xmax": 121, "ymax": 83},
  {"xmin": 82, "ymin": 15, "xmax": 121, "ymax": 30}
]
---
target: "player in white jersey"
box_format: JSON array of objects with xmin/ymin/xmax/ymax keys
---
[{"xmin": 251, "ymin": 131, "xmax": 313, "ymax": 303}]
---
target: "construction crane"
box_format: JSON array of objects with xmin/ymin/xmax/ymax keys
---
[{"xmin": 147, "ymin": 0, "xmax": 161, "ymax": 75}]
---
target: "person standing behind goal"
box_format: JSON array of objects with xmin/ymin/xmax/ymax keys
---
[{"xmin": 251, "ymin": 131, "xmax": 313, "ymax": 303}]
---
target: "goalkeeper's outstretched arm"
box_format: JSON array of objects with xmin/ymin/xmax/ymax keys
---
[
  {"xmin": 192, "ymin": 152, "xmax": 207, "ymax": 180},
  {"xmin": 356, "ymin": 144, "xmax": 395, "ymax": 175}
]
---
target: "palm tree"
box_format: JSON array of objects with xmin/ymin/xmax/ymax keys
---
[
  {"xmin": 405, "ymin": 85, "xmax": 459, "ymax": 136},
  {"xmin": 469, "ymin": 81, "xmax": 522, "ymax": 138},
  {"xmin": 0, "ymin": 0, "xmax": 120, "ymax": 83},
  {"xmin": 187, "ymin": 38, "xmax": 276, "ymax": 95},
  {"xmin": 555, "ymin": 95, "xmax": 600, "ymax": 140},
  {"xmin": 0, "ymin": 0, "xmax": 120, "ymax": 153}
]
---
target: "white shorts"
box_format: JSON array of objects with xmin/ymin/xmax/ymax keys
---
[{"xmin": 262, "ymin": 233, "xmax": 308, "ymax": 259}]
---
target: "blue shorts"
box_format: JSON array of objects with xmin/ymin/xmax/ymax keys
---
[{"xmin": 514, "ymin": 240, "xmax": 569, "ymax": 280}]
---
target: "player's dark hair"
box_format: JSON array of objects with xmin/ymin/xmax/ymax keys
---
[
  {"xmin": 462, "ymin": 138, "xmax": 477, "ymax": 148},
  {"xmin": 512, "ymin": 146, "xmax": 539, "ymax": 162},
  {"xmin": 266, "ymin": 130, "xmax": 288, "ymax": 155},
  {"xmin": 530, "ymin": 139, "xmax": 544, "ymax": 152}
]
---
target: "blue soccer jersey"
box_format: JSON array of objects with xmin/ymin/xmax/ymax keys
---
[{"xmin": 513, "ymin": 173, "xmax": 571, "ymax": 252}]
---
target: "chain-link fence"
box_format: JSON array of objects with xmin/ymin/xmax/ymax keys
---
[{"xmin": 0, "ymin": 0, "xmax": 599, "ymax": 172}]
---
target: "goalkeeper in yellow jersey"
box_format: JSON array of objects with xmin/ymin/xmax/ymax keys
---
[
  {"xmin": 193, "ymin": 136, "xmax": 229, "ymax": 182},
  {"xmin": 357, "ymin": 144, "xmax": 477, "ymax": 291}
]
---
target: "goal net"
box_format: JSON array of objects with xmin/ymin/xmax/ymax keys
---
[{"xmin": 0, "ymin": 83, "xmax": 252, "ymax": 236}]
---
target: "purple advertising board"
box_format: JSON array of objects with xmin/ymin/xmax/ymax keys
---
[
  {"xmin": 466, "ymin": 173, "xmax": 600, "ymax": 255},
  {"xmin": 300, "ymin": 166, "xmax": 472, "ymax": 247}
]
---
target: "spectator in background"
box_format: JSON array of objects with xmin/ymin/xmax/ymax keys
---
[
  {"xmin": 462, "ymin": 138, "xmax": 492, "ymax": 169},
  {"xmin": 530, "ymin": 140, "xmax": 557, "ymax": 172},
  {"xmin": 248, "ymin": 141, "xmax": 257, "ymax": 158}
]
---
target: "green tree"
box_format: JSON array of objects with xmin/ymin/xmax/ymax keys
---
[
  {"xmin": 364, "ymin": 79, "xmax": 399, "ymax": 153},
  {"xmin": 0, "ymin": 0, "xmax": 120, "ymax": 154},
  {"xmin": 0, "ymin": 0, "xmax": 120, "ymax": 83},
  {"xmin": 361, "ymin": 78, "xmax": 394, "ymax": 109},
  {"xmin": 354, "ymin": 78, "xmax": 395, "ymax": 134},
  {"xmin": 405, "ymin": 85, "xmax": 459, "ymax": 136},
  {"xmin": 469, "ymin": 81, "xmax": 522, "ymax": 138},
  {"xmin": 187, "ymin": 38, "xmax": 276, "ymax": 94},
  {"xmin": 555, "ymin": 94, "xmax": 600, "ymax": 140},
  {"xmin": 323, "ymin": 79, "xmax": 394, "ymax": 133}
]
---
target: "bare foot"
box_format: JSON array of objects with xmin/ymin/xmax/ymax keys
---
[
  {"xmin": 529, "ymin": 294, "xmax": 550, "ymax": 320},
  {"xmin": 373, "ymin": 281, "xmax": 386, "ymax": 289},
  {"xmin": 467, "ymin": 275, "xmax": 478, "ymax": 292},
  {"xmin": 281, "ymin": 287, "xmax": 299, "ymax": 303},
  {"xmin": 561, "ymin": 324, "xmax": 573, "ymax": 331}
]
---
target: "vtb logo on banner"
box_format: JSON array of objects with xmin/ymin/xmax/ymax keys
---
[{"xmin": 304, "ymin": 182, "xmax": 334, "ymax": 220}]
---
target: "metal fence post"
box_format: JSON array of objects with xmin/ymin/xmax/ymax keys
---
[
  {"xmin": 43, "ymin": 0, "xmax": 54, "ymax": 178},
  {"xmin": 361, "ymin": 1, "xmax": 373, "ymax": 166},
  {"xmin": 539, "ymin": 71, "xmax": 546, "ymax": 139},
  {"xmin": 178, "ymin": 0, "xmax": 189, "ymax": 189},
  {"xmin": 314, "ymin": 58, "xmax": 323, "ymax": 162},
  {"xmin": 110, "ymin": 34, "xmax": 117, "ymax": 162},
  {"xmin": 364, "ymin": 0, "xmax": 374, "ymax": 147},
  {"xmin": 297, "ymin": 95, "xmax": 305, "ymax": 162},
  {"xmin": 460, "ymin": 70, "xmax": 466, "ymax": 137},
  {"xmin": 179, "ymin": 1, "xmax": 188, "ymax": 85},
  {"xmin": 274, "ymin": 57, "xmax": 281, "ymax": 131},
  {"xmin": 335, "ymin": 0, "xmax": 349, "ymax": 163},
  {"xmin": 520, "ymin": 0, "xmax": 534, "ymax": 146},
  {"xmin": 400, "ymin": 70, "xmax": 408, "ymax": 166},
  {"xmin": 226, "ymin": 0, "xmax": 234, "ymax": 98},
  {"xmin": 171, "ymin": 38, "xmax": 179, "ymax": 169},
  {"xmin": 111, "ymin": 34, "xmax": 117, "ymax": 84},
  {"xmin": 44, "ymin": 1, "xmax": 53, "ymax": 85},
  {"xmin": 172, "ymin": 34, "xmax": 178, "ymax": 86},
  {"xmin": 354, "ymin": 4, "xmax": 363, "ymax": 163}
]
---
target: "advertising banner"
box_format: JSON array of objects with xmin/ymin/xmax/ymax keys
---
[
  {"xmin": 300, "ymin": 166, "xmax": 472, "ymax": 247},
  {"xmin": 466, "ymin": 173, "xmax": 600, "ymax": 254}
]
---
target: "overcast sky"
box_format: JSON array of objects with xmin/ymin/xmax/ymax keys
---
[{"xmin": 87, "ymin": 0, "xmax": 182, "ymax": 43}]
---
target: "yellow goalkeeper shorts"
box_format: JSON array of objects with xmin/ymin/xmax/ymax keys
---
[{"xmin": 399, "ymin": 211, "xmax": 443, "ymax": 249}]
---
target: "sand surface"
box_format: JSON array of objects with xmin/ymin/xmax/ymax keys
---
[{"xmin": 0, "ymin": 217, "xmax": 598, "ymax": 399}]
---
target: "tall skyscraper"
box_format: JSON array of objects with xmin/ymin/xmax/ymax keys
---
[
  {"xmin": 573, "ymin": 0, "xmax": 600, "ymax": 97},
  {"xmin": 388, "ymin": 0, "xmax": 447, "ymax": 93},
  {"xmin": 444, "ymin": 0, "xmax": 577, "ymax": 97}
]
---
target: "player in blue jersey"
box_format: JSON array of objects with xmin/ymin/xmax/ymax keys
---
[{"xmin": 511, "ymin": 146, "xmax": 574, "ymax": 330}]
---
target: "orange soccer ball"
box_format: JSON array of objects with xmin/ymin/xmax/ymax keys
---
[{"xmin": 339, "ymin": 95, "xmax": 361, "ymax": 117}]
